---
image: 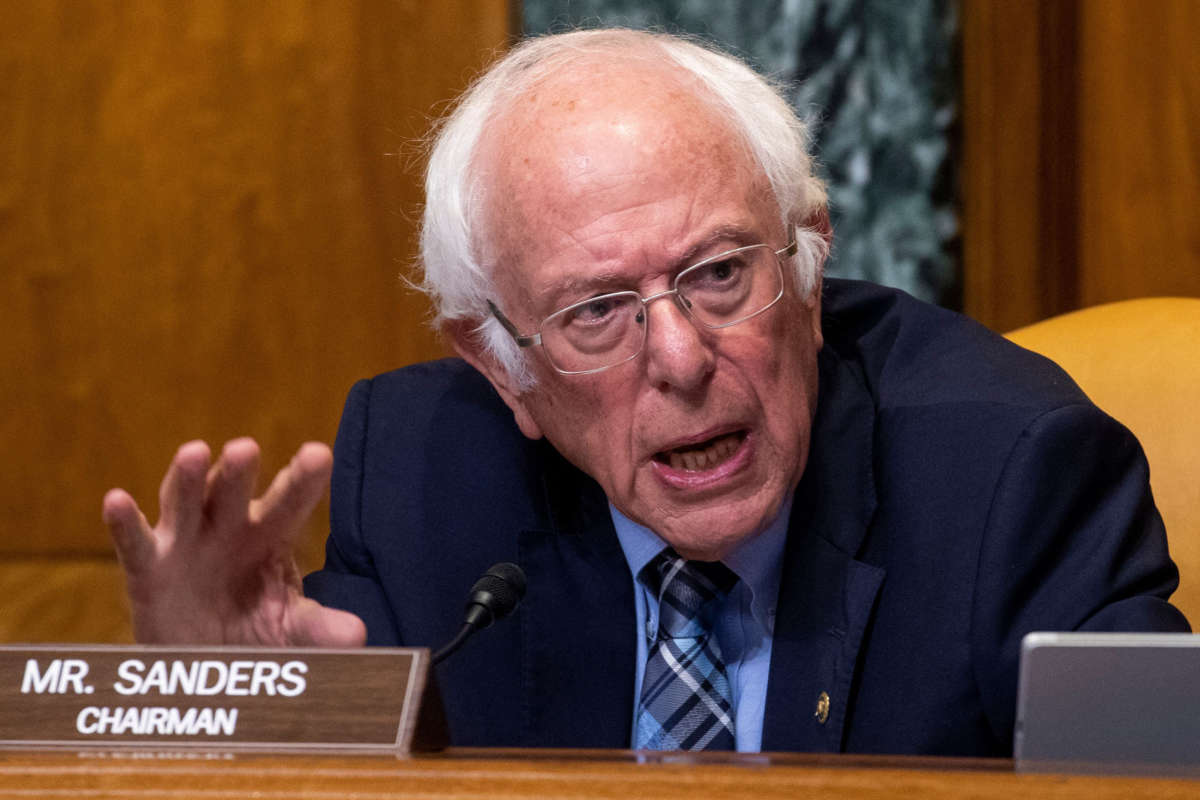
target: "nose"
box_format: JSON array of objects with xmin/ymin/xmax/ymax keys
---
[{"xmin": 642, "ymin": 292, "xmax": 716, "ymax": 392}]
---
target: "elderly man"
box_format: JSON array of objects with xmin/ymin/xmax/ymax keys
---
[{"xmin": 104, "ymin": 29, "xmax": 1188, "ymax": 756}]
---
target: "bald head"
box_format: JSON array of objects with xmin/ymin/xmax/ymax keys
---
[
  {"xmin": 474, "ymin": 59, "xmax": 773, "ymax": 298},
  {"xmin": 420, "ymin": 28, "xmax": 829, "ymax": 385}
]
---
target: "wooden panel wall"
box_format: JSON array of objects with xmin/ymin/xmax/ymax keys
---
[
  {"xmin": 963, "ymin": 0, "xmax": 1200, "ymax": 332},
  {"xmin": 0, "ymin": 1, "xmax": 513, "ymax": 639},
  {"xmin": 1076, "ymin": 1, "xmax": 1200, "ymax": 306}
]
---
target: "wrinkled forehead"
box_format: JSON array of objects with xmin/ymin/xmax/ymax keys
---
[
  {"xmin": 477, "ymin": 56, "xmax": 753, "ymax": 188},
  {"xmin": 471, "ymin": 57, "xmax": 773, "ymax": 292}
]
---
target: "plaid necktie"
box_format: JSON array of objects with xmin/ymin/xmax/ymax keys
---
[{"xmin": 634, "ymin": 548, "xmax": 738, "ymax": 750}]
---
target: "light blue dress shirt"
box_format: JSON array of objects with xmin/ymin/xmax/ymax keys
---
[{"xmin": 611, "ymin": 499, "xmax": 791, "ymax": 753}]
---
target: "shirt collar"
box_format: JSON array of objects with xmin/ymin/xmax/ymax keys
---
[{"xmin": 610, "ymin": 497, "xmax": 792, "ymax": 632}]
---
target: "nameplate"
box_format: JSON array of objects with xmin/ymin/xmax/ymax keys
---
[{"xmin": 0, "ymin": 645, "xmax": 447, "ymax": 753}]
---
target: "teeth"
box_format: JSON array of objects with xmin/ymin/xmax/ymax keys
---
[{"xmin": 667, "ymin": 434, "xmax": 740, "ymax": 472}]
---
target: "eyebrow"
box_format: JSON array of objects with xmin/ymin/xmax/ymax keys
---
[
  {"xmin": 535, "ymin": 223, "xmax": 765, "ymax": 310},
  {"xmin": 678, "ymin": 223, "xmax": 764, "ymax": 265}
]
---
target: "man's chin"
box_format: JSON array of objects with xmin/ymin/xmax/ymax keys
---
[{"xmin": 650, "ymin": 502, "xmax": 777, "ymax": 561}]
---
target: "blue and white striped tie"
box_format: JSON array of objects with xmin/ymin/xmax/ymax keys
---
[{"xmin": 635, "ymin": 548, "xmax": 738, "ymax": 750}]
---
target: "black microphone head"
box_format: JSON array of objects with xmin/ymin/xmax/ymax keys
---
[{"xmin": 464, "ymin": 562, "xmax": 527, "ymax": 629}]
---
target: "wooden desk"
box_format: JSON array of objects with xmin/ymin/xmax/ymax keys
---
[{"xmin": 0, "ymin": 749, "xmax": 1197, "ymax": 799}]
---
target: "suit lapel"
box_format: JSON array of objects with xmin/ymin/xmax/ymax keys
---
[
  {"xmin": 518, "ymin": 444, "xmax": 637, "ymax": 747},
  {"xmin": 763, "ymin": 347, "xmax": 885, "ymax": 752}
]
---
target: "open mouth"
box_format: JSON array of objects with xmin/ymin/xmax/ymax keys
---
[{"xmin": 654, "ymin": 431, "xmax": 747, "ymax": 473}]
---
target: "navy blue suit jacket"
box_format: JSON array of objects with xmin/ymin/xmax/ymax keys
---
[{"xmin": 304, "ymin": 278, "xmax": 1188, "ymax": 755}]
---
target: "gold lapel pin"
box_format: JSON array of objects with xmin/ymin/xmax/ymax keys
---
[{"xmin": 815, "ymin": 691, "xmax": 831, "ymax": 724}]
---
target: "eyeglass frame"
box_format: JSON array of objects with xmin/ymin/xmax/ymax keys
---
[{"xmin": 487, "ymin": 229, "xmax": 799, "ymax": 376}]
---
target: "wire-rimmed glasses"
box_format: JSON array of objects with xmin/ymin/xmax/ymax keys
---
[{"xmin": 489, "ymin": 234, "xmax": 797, "ymax": 375}]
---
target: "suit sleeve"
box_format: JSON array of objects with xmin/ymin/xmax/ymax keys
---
[
  {"xmin": 970, "ymin": 403, "xmax": 1190, "ymax": 741},
  {"xmin": 302, "ymin": 377, "xmax": 402, "ymax": 645}
]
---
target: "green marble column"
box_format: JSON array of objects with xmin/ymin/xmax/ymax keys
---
[{"xmin": 524, "ymin": 0, "xmax": 959, "ymax": 306}]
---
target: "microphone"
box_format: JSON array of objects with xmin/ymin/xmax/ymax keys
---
[{"xmin": 432, "ymin": 562, "xmax": 526, "ymax": 665}]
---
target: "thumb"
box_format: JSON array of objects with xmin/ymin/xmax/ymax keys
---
[{"xmin": 288, "ymin": 599, "xmax": 368, "ymax": 647}]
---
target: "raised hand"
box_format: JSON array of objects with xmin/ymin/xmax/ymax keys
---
[{"xmin": 103, "ymin": 438, "xmax": 366, "ymax": 647}]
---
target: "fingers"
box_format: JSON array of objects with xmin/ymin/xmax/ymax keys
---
[
  {"xmin": 288, "ymin": 598, "xmax": 368, "ymax": 648},
  {"xmin": 205, "ymin": 438, "xmax": 262, "ymax": 534},
  {"xmin": 157, "ymin": 440, "xmax": 212, "ymax": 539},
  {"xmin": 103, "ymin": 488, "xmax": 155, "ymax": 571},
  {"xmin": 108, "ymin": 438, "xmax": 339, "ymax": 649},
  {"xmin": 253, "ymin": 442, "xmax": 333, "ymax": 546}
]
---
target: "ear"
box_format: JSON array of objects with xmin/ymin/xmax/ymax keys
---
[
  {"xmin": 806, "ymin": 272, "xmax": 824, "ymax": 350},
  {"xmin": 807, "ymin": 205, "xmax": 833, "ymax": 249},
  {"xmin": 797, "ymin": 206, "xmax": 830, "ymax": 348},
  {"xmin": 444, "ymin": 319, "xmax": 544, "ymax": 441}
]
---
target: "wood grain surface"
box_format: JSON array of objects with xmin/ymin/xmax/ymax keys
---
[
  {"xmin": 0, "ymin": 749, "xmax": 1197, "ymax": 799},
  {"xmin": 1075, "ymin": 0, "xmax": 1200, "ymax": 307},
  {"xmin": 0, "ymin": 1, "xmax": 512, "ymax": 642},
  {"xmin": 962, "ymin": 0, "xmax": 1060, "ymax": 333},
  {"xmin": 963, "ymin": 0, "xmax": 1200, "ymax": 332},
  {"xmin": 0, "ymin": 559, "xmax": 132, "ymax": 643}
]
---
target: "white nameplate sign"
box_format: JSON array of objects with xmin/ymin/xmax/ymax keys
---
[{"xmin": 0, "ymin": 645, "xmax": 446, "ymax": 753}]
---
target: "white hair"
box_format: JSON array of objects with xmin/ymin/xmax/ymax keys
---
[{"xmin": 420, "ymin": 28, "xmax": 828, "ymax": 388}]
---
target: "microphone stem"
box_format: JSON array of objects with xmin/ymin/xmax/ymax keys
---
[{"xmin": 431, "ymin": 622, "xmax": 476, "ymax": 665}]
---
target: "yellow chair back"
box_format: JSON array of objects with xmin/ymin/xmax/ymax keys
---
[{"xmin": 1007, "ymin": 298, "xmax": 1200, "ymax": 624}]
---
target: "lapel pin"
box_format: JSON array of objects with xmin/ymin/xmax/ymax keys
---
[{"xmin": 815, "ymin": 691, "xmax": 831, "ymax": 724}]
